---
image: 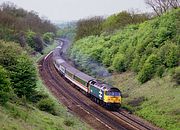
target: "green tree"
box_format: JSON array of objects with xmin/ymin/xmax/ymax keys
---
[
  {"xmin": 10, "ymin": 55, "xmax": 37, "ymax": 98},
  {"xmin": 33, "ymin": 35, "xmax": 44, "ymax": 53},
  {"xmin": 138, "ymin": 54, "xmax": 159, "ymax": 83},
  {"xmin": 43, "ymin": 32, "xmax": 54, "ymax": 44},
  {"xmin": 75, "ymin": 16, "xmax": 104, "ymax": 40},
  {"xmin": 26, "ymin": 30, "xmax": 36, "ymax": 49},
  {"xmin": 158, "ymin": 42, "xmax": 179, "ymax": 68},
  {"xmin": 0, "ymin": 41, "xmax": 37, "ymax": 99},
  {"xmin": 0, "ymin": 65, "xmax": 11, "ymax": 105},
  {"xmin": 102, "ymin": 11, "xmax": 149, "ymax": 32},
  {"xmin": 112, "ymin": 54, "xmax": 126, "ymax": 72}
]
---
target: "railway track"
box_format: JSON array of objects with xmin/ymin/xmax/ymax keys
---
[{"xmin": 38, "ymin": 50, "xmax": 161, "ymax": 130}]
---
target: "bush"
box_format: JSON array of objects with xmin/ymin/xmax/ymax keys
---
[
  {"xmin": 138, "ymin": 54, "xmax": 159, "ymax": 83},
  {"xmin": 75, "ymin": 16, "xmax": 104, "ymax": 40},
  {"xmin": 131, "ymin": 55, "xmax": 141, "ymax": 72},
  {"xmin": 37, "ymin": 98, "xmax": 57, "ymax": 115},
  {"xmin": 43, "ymin": 32, "xmax": 54, "ymax": 44},
  {"xmin": 29, "ymin": 91, "xmax": 48, "ymax": 103},
  {"xmin": 0, "ymin": 41, "xmax": 37, "ymax": 99},
  {"xmin": 138, "ymin": 63, "xmax": 154, "ymax": 83},
  {"xmin": 26, "ymin": 30, "xmax": 36, "ymax": 49},
  {"xmin": 112, "ymin": 53, "xmax": 126, "ymax": 72},
  {"xmin": 26, "ymin": 31, "xmax": 44, "ymax": 53},
  {"xmin": 165, "ymin": 45, "xmax": 179, "ymax": 68},
  {"xmin": 10, "ymin": 55, "xmax": 37, "ymax": 98},
  {"xmin": 156, "ymin": 65, "xmax": 165, "ymax": 78},
  {"xmin": 64, "ymin": 119, "xmax": 74, "ymax": 127},
  {"xmin": 69, "ymin": 9, "xmax": 180, "ymax": 83},
  {"xmin": 172, "ymin": 67, "xmax": 180, "ymax": 85},
  {"xmin": 33, "ymin": 35, "xmax": 44, "ymax": 53},
  {"xmin": 158, "ymin": 42, "xmax": 179, "ymax": 68},
  {"xmin": 0, "ymin": 65, "xmax": 11, "ymax": 105}
]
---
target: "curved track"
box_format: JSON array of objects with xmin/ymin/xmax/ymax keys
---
[{"xmin": 38, "ymin": 50, "xmax": 161, "ymax": 130}]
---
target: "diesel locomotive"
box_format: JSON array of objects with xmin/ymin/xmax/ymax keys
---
[{"xmin": 53, "ymin": 45, "xmax": 121, "ymax": 109}]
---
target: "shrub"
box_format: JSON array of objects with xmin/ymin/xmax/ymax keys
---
[
  {"xmin": 26, "ymin": 30, "xmax": 36, "ymax": 49},
  {"xmin": 165, "ymin": 45, "xmax": 179, "ymax": 68},
  {"xmin": 0, "ymin": 41, "xmax": 37, "ymax": 99},
  {"xmin": 10, "ymin": 55, "xmax": 37, "ymax": 98},
  {"xmin": 158, "ymin": 42, "xmax": 179, "ymax": 68},
  {"xmin": 156, "ymin": 65, "xmax": 165, "ymax": 78},
  {"xmin": 75, "ymin": 16, "xmax": 104, "ymax": 40},
  {"xmin": 64, "ymin": 119, "xmax": 74, "ymax": 127},
  {"xmin": 131, "ymin": 55, "xmax": 141, "ymax": 72},
  {"xmin": 29, "ymin": 91, "xmax": 48, "ymax": 103},
  {"xmin": 33, "ymin": 35, "xmax": 44, "ymax": 53},
  {"xmin": 26, "ymin": 31, "xmax": 44, "ymax": 53},
  {"xmin": 145, "ymin": 54, "xmax": 159, "ymax": 66},
  {"xmin": 138, "ymin": 63, "xmax": 154, "ymax": 83},
  {"xmin": 172, "ymin": 67, "xmax": 180, "ymax": 85},
  {"xmin": 43, "ymin": 32, "xmax": 54, "ymax": 44},
  {"xmin": 138, "ymin": 54, "xmax": 159, "ymax": 83},
  {"xmin": 69, "ymin": 9, "xmax": 180, "ymax": 84},
  {"xmin": 37, "ymin": 98, "xmax": 57, "ymax": 115},
  {"xmin": 112, "ymin": 53, "xmax": 126, "ymax": 72},
  {"xmin": 0, "ymin": 65, "xmax": 11, "ymax": 105}
]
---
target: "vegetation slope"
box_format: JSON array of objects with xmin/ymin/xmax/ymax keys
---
[
  {"xmin": 0, "ymin": 2, "xmax": 90, "ymax": 130},
  {"xmin": 68, "ymin": 9, "xmax": 180, "ymax": 130}
]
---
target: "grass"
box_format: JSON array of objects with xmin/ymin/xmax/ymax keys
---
[
  {"xmin": 104, "ymin": 72, "xmax": 180, "ymax": 130},
  {"xmin": 0, "ymin": 41, "xmax": 92, "ymax": 130},
  {"xmin": 0, "ymin": 102, "xmax": 90, "ymax": 130}
]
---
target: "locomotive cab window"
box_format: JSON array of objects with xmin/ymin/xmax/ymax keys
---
[{"xmin": 106, "ymin": 91, "xmax": 120, "ymax": 96}]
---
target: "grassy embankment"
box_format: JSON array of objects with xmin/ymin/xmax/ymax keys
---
[
  {"xmin": 105, "ymin": 72, "xmax": 180, "ymax": 130},
  {"xmin": 68, "ymin": 9, "xmax": 180, "ymax": 130},
  {"xmin": 0, "ymin": 42, "xmax": 91, "ymax": 130}
]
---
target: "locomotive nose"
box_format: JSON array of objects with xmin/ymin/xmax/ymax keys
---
[
  {"xmin": 113, "ymin": 97, "xmax": 121, "ymax": 103},
  {"xmin": 107, "ymin": 97, "xmax": 121, "ymax": 103}
]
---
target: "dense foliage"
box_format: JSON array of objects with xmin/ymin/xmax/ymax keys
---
[
  {"xmin": 145, "ymin": 0, "xmax": 180, "ymax": 16},
  {"xmin": 0, "ymin": 40, "xmax": 37, "ymax": 99},
  {"xmin": 0, "ymin": 2, "xmax": 56, "ymax": 35},
  {"xmin": 75, "ymin": 16, "xmax": 104, "ymax": 40},
  {"xmin": 0, "ymin": 2, "xmax": 58, "ymax": 113},
  {"xmin": 43, "ymin": 32, "xmax": 55, "ymax": 44},
  {"xmin": 102, "ymin": 11, "xmax": 150, "ymax": 33},
  {"xmin": 74, "ymin": 11, "xmax": 150, "ymax": 40},
  {"xmin": 0, "ymin": 65, "xmax": 11, "ymax": 105},
  {"xmin": 69, "ymin": 9, "xmax": 180, "ymax": 83},
  {"xmin": 0, "ymin": 2, "xmax": 57, "ymax": 53},
  {"xmin": 37, "ymin": 98, "xmax": 57, "ymax": 115}
]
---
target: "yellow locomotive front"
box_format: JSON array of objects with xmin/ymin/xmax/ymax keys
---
[{"xmin": 103, "ymin": 88, "xmax": 121, "ymax": 109}]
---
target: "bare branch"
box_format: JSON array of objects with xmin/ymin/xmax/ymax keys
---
[{"xmin": 145, "ymin": 0, "xmax": 180, "ymax": 16}]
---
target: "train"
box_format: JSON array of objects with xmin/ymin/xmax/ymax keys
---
[{"xmin": 52, "ymin": 44, "xmax": 122, "ymax": 110}]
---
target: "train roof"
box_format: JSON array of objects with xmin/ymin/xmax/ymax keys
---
[
  {"xmin": 54, "ymin": 58, "xmax": 65, "ymax": 64},
  {"xmin": 91, "ymin": 80, "xmax": 119, "ymax": 91},
  {"xmin": 75, "ymin": 72, "xmax": 94, "ymax": 82},
  {"xmin": 66, "ymin": 66, "xmax": 80, "ymax": 74},
  {"xmin": 57, "ymin": 60, "xmax": 94, "ymax": 82},
  {"xmin": 60, "ymin": 62, "xmax": 71, "ymax": 68}
]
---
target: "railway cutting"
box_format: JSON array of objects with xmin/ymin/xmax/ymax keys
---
[{"xmin": 38, "ymin": 39, "xmax": 161, "ymax": 130}]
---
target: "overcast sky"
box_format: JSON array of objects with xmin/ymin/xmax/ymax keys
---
[{"xmin": 0, "ymin": 0, "xmax": 152, "ymax": 22}]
